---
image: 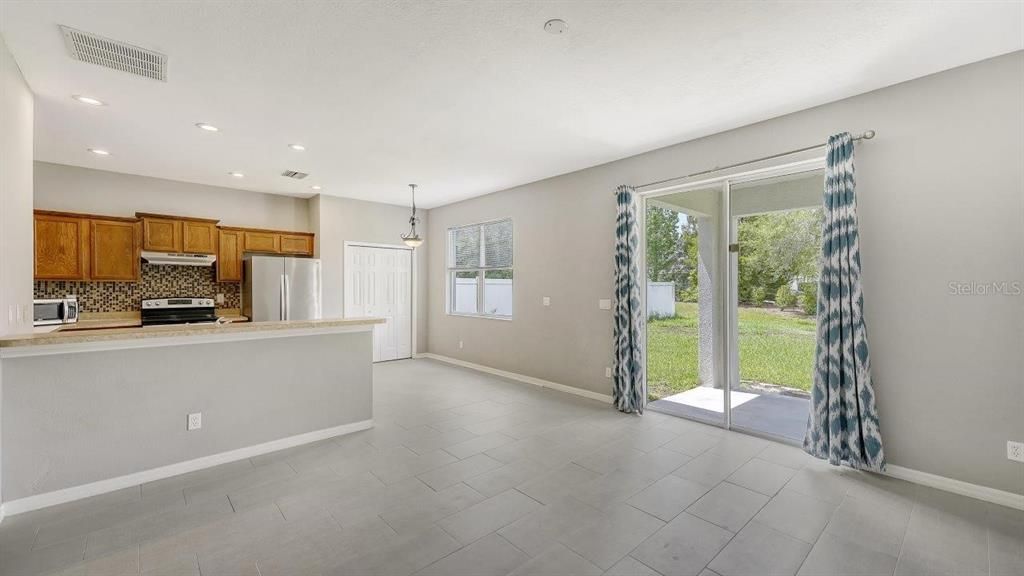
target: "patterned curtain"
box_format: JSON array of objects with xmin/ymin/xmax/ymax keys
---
[
  {"xmin": 804, "ymin": 133, "xmax": 885, "ymax": 471},
  {"xmin": 613, "ymin": 185, "xmax": 645, "ymax": 414}
]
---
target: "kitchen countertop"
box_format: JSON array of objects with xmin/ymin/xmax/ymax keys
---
[
  {"xmin": 34, "ymin": 309, "xmax": 250, "ymax": 333},
  {"xmin": 1, "ymin": 317, "xmax": 384, "ymax": 351}
]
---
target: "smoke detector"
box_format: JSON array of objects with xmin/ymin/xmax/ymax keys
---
[
  {"xmin": 544, "ymin": 19, "xmax": 568, "ymax": 35},
  {"xmin": 61, "ymin": 25, "xmax": 167, "ymax": 81},
  {"xmin": 281, "ymin": 170, "xmax": 309, "ymax": 180}
]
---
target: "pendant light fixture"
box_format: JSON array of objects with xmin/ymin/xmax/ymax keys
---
[{"xmin": 401, "ymin": 184, "xmax": 424, "ymax": 247}]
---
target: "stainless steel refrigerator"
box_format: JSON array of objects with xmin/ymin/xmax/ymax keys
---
[{"xmin": 242, "ymin": 256, "xmax": 322, "ymax": 321}]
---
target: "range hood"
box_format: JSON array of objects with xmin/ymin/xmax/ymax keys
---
[{"xmin": 141, "ymin": 251, "xmax": 217, "ymax": 267}]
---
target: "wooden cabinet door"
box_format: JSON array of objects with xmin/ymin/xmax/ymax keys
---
[
  {"xmin": 243, "ymin": 231, "xmax": 280, "ymax": 253},
  {"xmin": 280, "ymin": 233, "xmax": 314, "ymax": 255},
  {"xmin": 90, "ymin": 219, "xmax": 138, "ymax": 281},
  {"xmin": 34, "ymin": 214, "xmax": 87, "ymax": 280},
  {"xmin": 183, "ymin": 221, "xmax": 217, "ymax": 254},
  {"xmin": 217, "ymin": 229, "xmax": 243, "ymax": 282},
  {"xmin": 142, "ymin": 217, "xmax": 182, "ymax": 252}
]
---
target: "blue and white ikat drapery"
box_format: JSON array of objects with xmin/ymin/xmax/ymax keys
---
[
  {"xmin": 613, "ymin": 185, "xmax": 645, "ymax": 414},
  {"xmin": 803, "ymin": 132, "xmax": 885, "ymax": 471}
]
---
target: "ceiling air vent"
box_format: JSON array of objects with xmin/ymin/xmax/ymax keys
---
[
  {"xmin": 61, "ymin": 25, "xmax": 167, "ymax": 82},
  {"xmin": 281, "ymin": 170, "xmax": 309, "ymax": 180}
]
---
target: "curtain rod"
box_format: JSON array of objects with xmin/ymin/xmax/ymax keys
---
[{"xmin": 630, "ymin": 130, "xmax": 876, "ymax": 191}]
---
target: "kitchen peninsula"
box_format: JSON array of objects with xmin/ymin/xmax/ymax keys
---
[{"xmin": 0, "ymin": 316, "xmax": 382, "ymax": 515}]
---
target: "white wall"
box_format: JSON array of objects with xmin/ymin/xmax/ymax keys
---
[
  {"xmin": 427, "ymin": 52, "xmax": 1024, "ymax": 494},
  {"xmin": 0, "ymin": 35, "xmax": 33, "ymax": 336},
  {"xmin": 34, "ymin": 162, "xmax": 310, "ymax": 231},
  {"xmin": 309, "ymin": 194, "xmax": 428, "ymax": 353}
]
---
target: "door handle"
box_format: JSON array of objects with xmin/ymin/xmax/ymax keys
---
[
  {"xmin": 280, "ymin": 274, "xmax": 286, "ymax": 321},
  {"xmin": 284, "ymin": 274, "xmax": 291, "ymax": 320}
]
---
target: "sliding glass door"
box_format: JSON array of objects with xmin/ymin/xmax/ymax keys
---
[
  {"xmin": 644, "ymin": 162, "xmax": 824, "ymax": 444},
  {"xmin": 644, "ymin": 185, "xmax": 726, "ymax": 427},
  {"xmin": 727, "ymin": 170, "xmax": 824, "ymax": 442}
]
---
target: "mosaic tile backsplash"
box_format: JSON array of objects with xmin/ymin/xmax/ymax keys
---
[{"xmin": 35, "ymin": 264, "xmax": 241, "ymax": 312}]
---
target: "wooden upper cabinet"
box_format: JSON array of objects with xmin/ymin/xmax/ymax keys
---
[
  {"xmin": 33, "ymin": 210, "xmax": 315, "ymax": 283},
  {"xmin": 141, "ymin": 216, "xmax": 182, "ymax": 252},
  {"xmin": 34, "ymin": 212, "xmax": 88, "ymax": 280},
  {"xmin": 138, "ymin": 213, "xmax": 219, "ymax": 253},
  {"xmin": 183, "ymin": 220, "xmax": 217, "ymax": 254},
  {"xmin": 243, "ymin": 231, "xmax": 280, "ymax": 253},
  {"xmin": 90, "ymin": 219, "xmax": 139, "ymax": 281},
  {"xmin": 280, "ymin": 233, "xmax": 314, "ymax": 255},
  {"xmin": 216, "ymin": 229, "xmax": 243, "ymax": 282}
]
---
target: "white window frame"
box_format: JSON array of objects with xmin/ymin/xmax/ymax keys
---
[{"xmin": 446, "ymin": 218, "xmax": 513, "ymax": 320}]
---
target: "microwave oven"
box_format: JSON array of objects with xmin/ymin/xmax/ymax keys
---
[{"xmin": 33, "ymin": 297, "xmax": 79, "ymax": 326}]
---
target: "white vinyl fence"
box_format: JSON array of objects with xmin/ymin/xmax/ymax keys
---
[
  {"xmin": 455, "ymin": 278, "xmax": 513, "ymax": 316},
  {"xmin": 647, "ymin": 282, "xmax": 676, "ymax": 318}
]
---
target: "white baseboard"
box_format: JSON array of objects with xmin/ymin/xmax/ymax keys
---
[
  {"xmin": 416, "ymin": 353, "xmax": 614, "ymax": 404},
  {"xmin": 884, "ymin": 464, "xmax": 1024, "ymax": 511},
  {"xmin": 0, "ymin": 419, "xmax": 374, "ymax": 519}
]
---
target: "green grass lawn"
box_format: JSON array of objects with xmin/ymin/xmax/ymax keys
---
[{"xmin": 647, "ymin": 302, "xmax": 817, "ymax": 400}]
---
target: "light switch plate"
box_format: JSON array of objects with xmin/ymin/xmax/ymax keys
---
[
  {"xmin": 1008, "ymin": 441, "xmax": 1024, "ymax": 463},
  {"xmin": 542, "ymin": 297, "xmax": 551, "ymax": 307},
  {"xmin": 598, "ymin": 299, "xmax": 612, "ymax": 310},
  {"xmin": 605, "ymin": 367, "xmax": 612, "ymax": 378}
]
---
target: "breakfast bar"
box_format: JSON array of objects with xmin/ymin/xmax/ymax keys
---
[{"xmin": 0, "ymin": 317, "xmax": 383, "ymax": 515}]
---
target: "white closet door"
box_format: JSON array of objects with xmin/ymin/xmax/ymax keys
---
[
  {"xmin": 344, "ymin": 245, "xmax": 412, "ymax": 362},
  {"xmin": 393, "ymin": 249, "xmax": 413, "ymax": 359}
]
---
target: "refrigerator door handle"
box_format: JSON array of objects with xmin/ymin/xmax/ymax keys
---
[
  {"xmin": 284, "ymin": 274, "xmax": 291, "ymax": 320},
  {"xmin": 279, "ymin": 274, "xmax": 286, "ymax": 321}
]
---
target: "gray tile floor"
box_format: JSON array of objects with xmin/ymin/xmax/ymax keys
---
[{"xmin": 1, "ymin": 359, "xmax": 1020, "ymax": 576}]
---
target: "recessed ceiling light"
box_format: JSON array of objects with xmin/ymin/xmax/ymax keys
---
[
  {"xmin": 72, "ymin": 95, "xmax": 105, "ymax": 106},
  {"xmin": 228, "ymin": 172, "xmax": 244, "ymax": 178},
  {"xmin": 289, "ymin": 144, "xmax": 306, "ymax": 151},
  {"xmin": 310, "ymin": 185, "xmax": 321, "ymax": 190},
  {"xmin": 195, "ymin": 123, "xmax": 219, "ymax": 132},
  {"xmin": 543, "ymin": 19, "xmax": 568, "ymax": 34},
  {"xmin": 87, "ymin": 148, "xmax": 110, "ymax": 156}
]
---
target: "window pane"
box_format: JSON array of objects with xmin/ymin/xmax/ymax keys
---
[
  {"xmin": 452, "ymin": 271, "xmax": 479, "ymax": 314},
  {"xmin": 451, "ymin": 227, "xmax": 481, "ymax": 268},
  {"xmin": 483, "ymin": 270, "xmax": 513, "ymax": 317},
  {"xmin": 483, "ymin": 220, "xmax": 513, "ymax": 268}
]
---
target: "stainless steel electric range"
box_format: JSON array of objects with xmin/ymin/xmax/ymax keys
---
[{"xmin": 141, "ymin": 298, "xmax": 218, "ymax": 327}]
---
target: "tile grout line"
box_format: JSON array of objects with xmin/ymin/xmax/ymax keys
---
[{"xmin": 892, "ymin": 501, "xmax": 917, "ymax": 576}]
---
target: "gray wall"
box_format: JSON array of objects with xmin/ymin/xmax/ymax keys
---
[
  {"xmin": 310, "ymin": 195, "xmax": 429, "ymax": 353},
  {"xmin": 34, "ymin": 162, "xmax": 311, "ymax": 232},
  {"xmin": 0, "ymin": 32, "xmax": 34, "ymax": 511},
  {"xmin": 0, "ymin": 34, "xmax": 33, "ymax": 337},
  {"xmin": 427, "ymin": 52, "xmax": 1024, "ymax": 494},
  {"xmin": 2, "ymin": 332, "xmax": 372, "ymax": 501}
]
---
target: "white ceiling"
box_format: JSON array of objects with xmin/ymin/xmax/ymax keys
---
[{"xmin": 1, "ymin": 1, "xmax": 1021, "ymax": 208}]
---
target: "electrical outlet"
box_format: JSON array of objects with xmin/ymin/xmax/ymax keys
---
[
  {"xmin": 598, "ymin": 299, "xmax": 612, "ymax": 310},
  {"xmin": 458, "ymin": 340, "xmax": 464, "ymax": 350},
  {"xmin": 605, "ymin": 367, "xmax": 612, "ymax": 378},
  {"xmin": 542, "ymin": 297, "xmax": 551, "ymax": 307},
  {"xmin": 216, "ymin": 293, "xmax": 225, "ymax": 305},
  {"xmin": 1008, "ymin": 441, "xmax": 1024, "ymax": 463},
  {"xmin": 187, "ymin": 412, "xmax": 202, "ymax": 431}
]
